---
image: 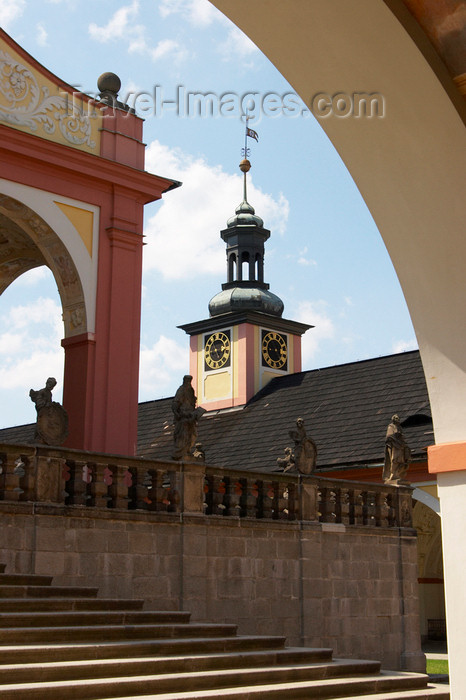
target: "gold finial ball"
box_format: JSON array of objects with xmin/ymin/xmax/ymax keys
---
[{"xmin": 239, "ymin": 158, "xmax": 251, "ymax": 173}]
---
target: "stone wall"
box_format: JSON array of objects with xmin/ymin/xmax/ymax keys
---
[{"xmin": 0, "ymin": 500, "xmax": 423, "ymax": 672}]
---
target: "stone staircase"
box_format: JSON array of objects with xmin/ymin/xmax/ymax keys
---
[{"xmin": 0, "ymin": 566, "xmax": 449, "ymax": 699}]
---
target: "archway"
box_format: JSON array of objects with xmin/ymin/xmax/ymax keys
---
[
  {"xmin": 413, "ymin": 500, "xmax": 446, "ymax": 644},
  {"xmin": 0, "ymin": 191, "xmax": 94, "ymax": 446},
  {"xmin": 0, "ymin": 194, "xmax": 88, "ymax": 339},
  {"xmin": 209, "ymin": 0, "xmax": 465, "ymax": 689}
]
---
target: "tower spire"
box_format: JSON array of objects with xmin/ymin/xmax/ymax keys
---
[{"xmin": 240, "ymin": 113, "xmax": 258, "ymax": 204}]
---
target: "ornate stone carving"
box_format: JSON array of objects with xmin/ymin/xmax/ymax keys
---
[
  {"xmin": 192, "ymin": 443, "xmax": 206, "ymax": 462},
  {"xmin": 0, "ymin": 196, "xmax": 87, "ymax": 337},
  {"xmin": 171, "ymin": 375, "xmax": 206, "ymax": 460},
  {"xmin": 278, "ymin": 418, "xmax": 317, "ymax": 475},
  {"xmin": 277, "ymin": 446, "xmax": 295, "ymax": 472},
  {"xmin": 383, "ymin": 414, "xmax": 411, "ymax": 484},
  {"xmin": 29, "ymin": 377, "xmax": 68, "ymax": 446},
  {"xmin": 0, "ymin": 49, "xmax": 96, "ymax": 148}
]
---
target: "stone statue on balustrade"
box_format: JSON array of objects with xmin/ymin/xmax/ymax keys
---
[
  {"xmin": 383, "ymin": 414, "xmax": 411, "ymax": 485},
  {"xmin": 29, "ymin": 377, "xmax": 68, "ymax": 446},
  {"xmin": 171, "ymin": 375, "xmax": 206, "ymax": 460},
  {"xmin": 277, "ymin": 417, "xmax": 317, "ymax": 475}
]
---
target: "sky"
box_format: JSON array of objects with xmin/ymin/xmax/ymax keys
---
[{"xmin": 0, "ymin": 0, "xmax": 417, "ymax": 429}]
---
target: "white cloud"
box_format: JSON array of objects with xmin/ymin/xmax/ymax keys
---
[
  {"xmin": 0, "ymin": 0, "xmax": 25, "ymax": 29},
  {"xmin": 12, "ymin": 267, "xmax": 49, "ymax": 286},
  {"xmin": 36, "ymin": 22, "xmax": 48, "ymax": 47},
  {"xmin": 297, "ymin": 246, "xmax": 317, "ymax": 266},
  {"xmin": 219, "ymin": 26, "xmax": 258, "ymax": 62},
  {"xmin": 143, "ymin": 140, "xmax": 289, "ymax": 280},
  {"xmin": 159, "ymin": 0, "xmax": 223, "ymax": 27},
  {"xmin": 139, "ymin": 335, "xmax": 187, "ymax": 399},
  {"xmin": 149, "ymin": 38, "xmax": 181, "ymax": 61},
  {"xmin": 392, "ymin": 338, "xmax": 418, "ymax": 354},
  {"xmin": 88, "ymin": 1, "xmax": 183, "ymax": 63},
  {"xmin": 292, "ymin": 299, "xmax": 335, "ymax": 367},
  {"xmin": 89, "ymin": 0, "xmax": 140, "ymax": 42},
  {"xmin": 0, "ymin": 297, "xmax": 64, "ymax": 393}
]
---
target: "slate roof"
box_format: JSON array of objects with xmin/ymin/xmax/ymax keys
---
[
  {"xmin": 0, "ymin": 351, "xmax": 433, "ymax": 474},
  {"xmin": 138, "ymin": 350, "xmax": 432, "ymax": 472}
]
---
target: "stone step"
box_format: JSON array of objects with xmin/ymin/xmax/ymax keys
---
[
  {"xmin": 0, "ymin": 569, "xmax": 448, "ymax": 699},
  {"xmin": 0, "ymin": 574, "xmax": 53, "ymax": 586},
  {"xmin": 0, "ymin": 598, "xmax": 145, "ymax": 612},
  {"xmin": 0, "ymin": 636, "xmax": 288, "ymax": 664},
  {"xmin": 0, "ymin": 669, "xmax": 433, "ymax": 700},
  {"xmin": 334, "ymin": 686, "xmax": 450, "ymax": 699},
  {"xmin": 0, "ymin": 610, "xmax": 191, "ymax": 627},
  {"xmin": 0, "ymin": 585, "xmax": 99, "ymax": 598},
  {"xmin": 0, "ymin": 622, "xmax": 238, "ymax": 644},
  {"xmin": 0, "ymin": 648, "xmax": 339, "ymax": 684}
]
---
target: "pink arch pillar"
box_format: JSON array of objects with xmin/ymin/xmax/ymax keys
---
[
  {"xmin": 0, "ymin": 31, "xmax": 178, "ymax": 455},
  {"xmin": 60, "ymin": 108, "xmax": 178, "ymax": 455}
]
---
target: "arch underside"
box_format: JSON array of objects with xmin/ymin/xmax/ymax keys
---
[
  {"xmin": 210, "ymin": 0, "xmax": 466, "ymax": 444},
  {"xmin": 0, "ymin": 194, "xmax": 87, "ymax": 338}
]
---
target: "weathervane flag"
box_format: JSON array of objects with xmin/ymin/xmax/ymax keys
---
[{"xmin": 246, "ymin": 126, "xmax": 259, "ymax": 142}]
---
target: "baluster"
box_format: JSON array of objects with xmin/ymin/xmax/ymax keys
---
[
  {"xmin": 362, "ymin": 490, "xmax": 377, "ymax": 526},
  {"xmin": 115, "ymin": 465, "xmax": 132, "ymax": 510},
  {"xmin": 286, "ymin": 482, "xmax": 297, "ymax": 521},
  {"xmin": 211, "ymin": 475, "xmax": 227, "ymax": 516},
  {"xmin": 242, "ymin": 478, "xmax": 258, "ymax": 518},
  {"xmin": 83, "ymin": 462, "xmax": 94, "ymax": 506},
  {"xmin": 203, "ymin": 475, "xmax": 213, "ymax": 514},
  {"xmin": 277, "ymin": 482, "xmax": 290, "ymax": 520},
  {"xmin": 220, "ymin": 475, "xmax": 231, "ymax": 515},
  {"xmin": 335, "ymin": 487, "xmax": 350, "ymax": 525},
  {"xmin": 0, "ymin": 453, "xmax": 5, "ymax": 500},
  {"xmin": 62, "ymin": 460, "xmax": 73, "ymax": 504},
  {"xmin": 225, "ymin": 477, "xmax": 242, "ymax": 517},
  {"xmin": 270, "ymin": 481, "xmax": 280, "ymax": 519},
  {"xmin": 136, "ymin": 469, "xmax": 156, "ymax": 511},
  {"xmin": 261, "ymin": 481, "xmax": 275, "ymax": 519},
  {"xmin": 155, "ymin": 469, "xmax": 171, "ymax": 512},
  {"xmin": 3, "ymin": 454, "xmax": 27, "ymax": 502},
  {"xmin": 167, "ymin": 469, "xmax": 180, "ymax": 513},
  {"xmin": 376, "ymin": 491, "xmax": 390, "ymax": 527},
  {"xmin": 126, "ymin": 467, "xmax": 137, "ymax": 509},
  {"xmin": 319, "ymin": 487, "xmax": 337, "ymax": 523},
  {"xmin": 156, "ymin": 468, "xmax": 179, "ymax": 513},
  {"xmin": 386, "ymin": 491, "xmax": 397, "ymax": 527},
  {"xmin": 350, "ymin": 488, "xmax": 364, "ymax": 525},
  {"xmin": 72, "ymin": 461, "xmax": 89, "ymax": 506},
  {"xmin": 94, "ymin": 462, "xmax": 112, "ymax": 508}
]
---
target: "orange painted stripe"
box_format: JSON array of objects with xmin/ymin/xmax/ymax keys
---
[{"xmin": 428, "ymin": 441, "xmax": 466, "ymax": 474}]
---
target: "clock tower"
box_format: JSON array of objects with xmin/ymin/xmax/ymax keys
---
[{"xmin": 179, "ymin": 157, "xmax": 311, "ymax": 411}]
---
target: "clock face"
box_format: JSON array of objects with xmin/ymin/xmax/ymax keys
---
[
  {"xmin": 204, "ymin": 331, "xmax": 231, "ymax": 370},
  {"xmin": 261, "ymin": 330, "xmax": 288, "ymax": 370}
]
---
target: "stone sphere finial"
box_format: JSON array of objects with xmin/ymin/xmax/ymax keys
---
[
  {"xmin": 97, "ymin": 72, "xmax": 121, "ymax": 97},
  {"xmin": 239, "ymin": 158, "xmax": 251, "ymax": 173}
]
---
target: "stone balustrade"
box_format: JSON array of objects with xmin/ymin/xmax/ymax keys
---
[{"xmin": 0, "ymin": 442, "xmax": 413, "ymax": 528}]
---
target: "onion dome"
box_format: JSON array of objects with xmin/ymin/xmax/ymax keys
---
[{"xmin": 209, "ymin": 287, "xmax": 284, "ymax": 317}]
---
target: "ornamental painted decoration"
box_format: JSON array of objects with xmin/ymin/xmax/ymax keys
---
[{"xmin": 0, "ymin": 47, "xmax": 100, "ymax": 153}]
